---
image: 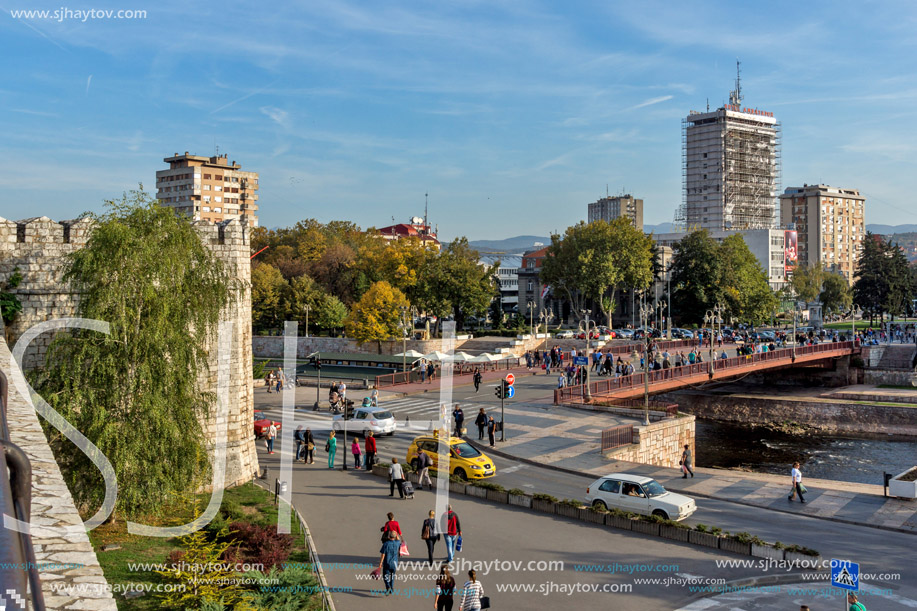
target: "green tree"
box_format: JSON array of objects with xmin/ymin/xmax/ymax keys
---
[
  {"xmin": 670, "ymin": 230, "xmax": 722, "ymax": 323},
  {"xmin": 314, "ymin": 293, "xmax": 348, "ymax": 332},
  {"xmin": 540, "ymin": 219, "xmax": 654, "ymax": 327},
  {"xmin": 418, "ymin": 238, "xmax": 497, "ymax": 331},
  {"xmin": 344, "ymin": 281, "xmax": 409, "ymax": 350},
  {"xmin": 251, "ymin": 263, "xmax": 286, "ymax": 332},
  {"xmin": 717, "ymin": 234, "xmax": 778, "ymax": 325},
  {"xmin": 34, "ymin": 191, "xmax": 236, "ymax": 519},
  {"xmin": 819, "ymin": 272, "xmax": 852, "ymax": 315},
  {"xmin": 790, "ymin": 263, "xmax": 825, "ymax": 303},
  {"xmin": 853, "ymin": 233, "xmax": 915, "ymax": 322}
]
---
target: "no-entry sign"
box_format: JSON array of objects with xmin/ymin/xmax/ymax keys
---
[{"xmin": 505, "ymin": 373, "xmax": 515, "ymax": 386}]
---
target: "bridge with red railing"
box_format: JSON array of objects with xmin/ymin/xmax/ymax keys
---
[{"xmin": 554, "ymin": 341, "xmax": 859, "ymax": 405}]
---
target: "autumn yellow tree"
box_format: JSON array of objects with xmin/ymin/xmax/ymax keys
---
[{"xmin": 344, "ymin": 281, "xmax": 410, "ymax": 351}]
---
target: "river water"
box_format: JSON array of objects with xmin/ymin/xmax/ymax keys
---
[{"xmin": 695, "ymin": 418, "xmax": 917, "ymax": 485}]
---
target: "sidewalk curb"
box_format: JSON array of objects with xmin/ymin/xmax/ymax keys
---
[{"xmin": 466, "ymin": 439, "xmax": 917, "ymax": 537}]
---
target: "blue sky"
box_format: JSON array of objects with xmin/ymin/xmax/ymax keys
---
[{"xmin": 2, "ymin": 0, "xmax": 916, "ymax": 240}]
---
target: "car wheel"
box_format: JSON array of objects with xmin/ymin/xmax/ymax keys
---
[
  {"xmin": 387, "ymin": 431, "xmax": 394, "ymax": 436},
  {"xmin": 592, "ymin": 500, "xmax": 607, "ymax": 511},
  {"xmin": 454, "ymin": 468, "xmax": 467, "ymax": 481},
  {"xmin": 652, "ymin": 509, "xmax": 669, "ymax": 520}
]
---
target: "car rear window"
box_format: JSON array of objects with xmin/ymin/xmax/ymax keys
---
[
  {"xmin": 599, "ymin": 480, "xmax": 620, "ymax": 493},
  {"xmin": 372, "ymin": 411, "xmax": 393, "ymax": 420}
]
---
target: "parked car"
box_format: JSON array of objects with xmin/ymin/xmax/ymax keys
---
[
  {"xmin": 333, "ymin": 406, "xmax": 396, "ymax": 436},
  {"xmin": 253, "ymin": 410, "xmax": 281, "ymax": 439},
  {"xmin": 670, "ymin": 328, "xmax": 692, "ymax": 339},
  {"xmin": 613, "ymin": 328, "xmax": 634, "ymax": 339},
  {"xmin": 584, "ymin": 473, "xmax": 697, "ymax": 521},
  {"xmin": 555, "ymin": 330, "xmax": 575, "ymax": 339},
  {"xmin": 406, "ymin": 433, "xmax": 496, "ymax": 481}
]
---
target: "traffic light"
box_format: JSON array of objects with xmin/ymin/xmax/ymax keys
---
[
  {"xmin": 502, "ymin": 380, "xmax": 510, "ymax": 397},
  {"xmin": 344, "ymin": 400, "xmax": 354, "ymax": 420},
  {"xmin": 309, "ymin": 355, "xmax": 321, "ymax": 370},
  {"xmin": 494, "ymin": 384, "xmax": 503, "ymax": 399}
]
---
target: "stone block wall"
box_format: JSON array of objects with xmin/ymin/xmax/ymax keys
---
[
  {"xmin": 0, "ymin": 215, "xmax": 258, "ymax": 489},
  {"xmin": 605, "ymin": 415, "xmax": 695, "ymax": 468}
]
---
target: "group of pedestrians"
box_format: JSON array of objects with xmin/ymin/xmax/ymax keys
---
[
  {"xmin": 291, "ymin": 427, "xmax": 378, "ymax": 470},
  {"xmin": 377, "ymin": 507, "xmax": 485, "ymax": 610},
  {"xmin": 263, "ymin": 367, "xmax": 288, "ymax": 393}
]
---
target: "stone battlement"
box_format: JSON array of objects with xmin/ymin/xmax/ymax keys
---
[{"xmin": 0, "ymin": 215, "xmax": 258, "ymax": 489}]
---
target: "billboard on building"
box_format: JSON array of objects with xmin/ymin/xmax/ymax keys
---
[{"xmin": 784, "ymin": 230, "xmax": 798, "ymax": 273}]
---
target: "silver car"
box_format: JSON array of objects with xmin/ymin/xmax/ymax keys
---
[
  {"xmin": 584, "ymin": 473, "xmax": 697, "ymax": 521},
  {"xmin": 332, "ymin": 407, "xmax": 396, "ymax": 436}
]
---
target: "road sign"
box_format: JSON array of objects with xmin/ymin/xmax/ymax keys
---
[
  {"xmin": 573, "ymin": 356, "xmax": 588, "ymax": 366},
  {"xmin": 831, "ymin": 559, "xmax": 859, "ymax": 591},
  {"xmin": 505, "ymin": 373, "xmax": 515, "ymax": 386},
  {"xmin": 506, "ymin": 386, "xmax": 515, "ymax": 398}
]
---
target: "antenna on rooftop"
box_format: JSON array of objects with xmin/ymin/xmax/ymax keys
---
[
  {"xmin": 424, "ymin": 192, "xmax": 429, "ymax": 234},
  {"xmin": 728, "ymin": 59, "xmax": 742, "ymax": 106}
]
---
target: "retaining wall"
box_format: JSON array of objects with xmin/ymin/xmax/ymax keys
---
[{"xmin": 604, "ymin": 415, "xmax": 696, "ymax": 468}]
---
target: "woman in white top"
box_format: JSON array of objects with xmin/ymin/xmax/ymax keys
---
[
  {"xmin": 788, "ymin": 462, "xmax": 805, "ymax": 503},
  {"xmin": 460, "ymin": 569, "xmax": 484, "ymax": 611}
]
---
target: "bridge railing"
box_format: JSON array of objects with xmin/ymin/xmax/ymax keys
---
[
  {"xmin": 0, "ymin": 370, "xmax": 46, "ymax": 611},
  {"xmin": 375, "ymin": 357, "xmax": 524, "ymax": 388},
  {"xmin": 555, "ymin": 341, "xmax": 855, "ymax": 404},
  {"xmin": 601, "ymin": 424, "xmax": 635, "ymax": 452}
]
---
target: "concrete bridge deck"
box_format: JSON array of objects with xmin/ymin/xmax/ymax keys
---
[{"xmin": 554, "ymin": 341, "xmax": 858, "ymax": 404}]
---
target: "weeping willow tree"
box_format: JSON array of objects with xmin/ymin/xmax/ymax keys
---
[{"xmin": 34, "ymin": 190, "xmax": 237, "ymax": 519}]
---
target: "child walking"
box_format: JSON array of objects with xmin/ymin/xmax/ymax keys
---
[{"xmin": 351, "ymin": 437, "xmax": 363, "ymax": 470}]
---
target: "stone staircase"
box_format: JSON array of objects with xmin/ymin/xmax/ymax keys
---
[{"xmin": 863, "ymin": 345, "xmax": 917, "ymax": 370}]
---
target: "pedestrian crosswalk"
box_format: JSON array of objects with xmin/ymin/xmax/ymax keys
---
[{"xmin": 258, "ymin": 396, "xmax": 492, "ymax": 428}]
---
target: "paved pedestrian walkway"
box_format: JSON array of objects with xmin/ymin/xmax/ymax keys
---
[
  {"xmin": 462, "ymin": 403, "xmax": 917, "ymax": 534},
  {"xmin": 377, "ymin": 365, "xmax": 534, "ymax": 397}
]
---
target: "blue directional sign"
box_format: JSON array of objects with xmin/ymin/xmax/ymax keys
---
[
  {"xmin": 573, "ymin": 356, "xmax": 588, "ymax": 366},
  {"xmin": 505, "ymin": 386, "xmax": 515, "ymax": 398},
  {"xmin": 831, "ymin": 559, "xmax": 859, "ymax": 591}
]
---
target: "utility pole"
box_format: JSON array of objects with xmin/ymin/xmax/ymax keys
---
[
  {"xmin": 303, "ymin": 304, "xmax": 311, "ymax": 338},
  {"xmin": 639, "ymin": 301, "xmax": 653, "ymax": 426}
]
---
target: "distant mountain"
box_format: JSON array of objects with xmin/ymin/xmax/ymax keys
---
[
  {"xmin": 468, "ymin": 235, "xmax": 551, "ymax": 254},
  {"xmin": 867, "ymin": 224, "xmax": 917, "ymax": 235}
]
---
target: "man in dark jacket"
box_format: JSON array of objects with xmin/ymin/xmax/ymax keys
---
[
  {"xmin": 452, "ymin": 405, "xmax": 465, "ymax": 437},
  {"xmin": 441, "ymin": 506, "xmax": 462, "ymax": 563},
  {"xmin": 474, "ymin": 408, "xmax": 487, "ymax": 440},
  {"xmin": 416, "ymin": 449, "xmax": 433, "ymax": 490},
  {"xmin": 487, "ymin": 415, "xmax": 497, "ymax": 447}
]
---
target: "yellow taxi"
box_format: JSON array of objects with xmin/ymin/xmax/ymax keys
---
[{"xmin": 406, "ymin": 432, "xmax": 496, "ymax": 480}]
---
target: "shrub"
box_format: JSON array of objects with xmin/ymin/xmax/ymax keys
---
[
  {"xmin": 588, "ymin": 503, "xmax": 608, "ymax": 514},
  {"xmin": 230, "ymin": 522, "xmax": 294, "ymax": 571},
  {"xmin": 532, "ymin": 493, "xmax": 558, "ymax": 503},
  {"xmin": 242, "ymin": 565, "xmax": 320, "ymax": 611},
  {"xmin": 710, "ymin": 526, "xmax": 723, "ymax": 536},
  {"xmin": 773, "ymin": 541, "xmax": 785, "ymax": 550},
  {"xmin": 473, "ymin": 481, "xmax": 505, "ymax": 492},
  {"xmin": 559, "ymin": 498, "xmax": 583, "ymax": 508},
  {"xmin": 730, "ymin": 531, "xmax": 754, "ymax": 544},
  {"xmin": 608, "ymin": 507, "xmax": 635, "ymax": 518},
  {"xmin": 222, "ymin": 499, "xmax": 246, "ymax": 521},
  {"xmin": 695, "ymin": 523, "xmax": 708, "ymax": 533},
  {"xmin": 784, "ymin": 544, "xmax": 819, "ymax": 557},
  {"xmin": 507, "ymin": 488, "xmax": 527, "ymax": 497}
]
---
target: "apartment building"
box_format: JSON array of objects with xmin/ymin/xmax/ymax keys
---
[
  {"xmin": 155, "ymin": 152, "xmax": 260, "ymax": 227},
  {"xmin": 587, "ymin": 195, "xmax": 644, "ymax": 230}
]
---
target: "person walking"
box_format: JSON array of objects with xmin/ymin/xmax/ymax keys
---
[
  {"xmin": 452, "ymin": 405, "xmax": 465, "ymax": 437},
  {"xmin": 381, "ymin": 511, "xmax": 403, "ymax": 538},
  {"xmin": 788, "ymin": 462, "xmax": 806, "ymax": 503},
  {"xmin": 420, "ymin": 359, "xmax": 427, "ymax": 383},
  {"xmin": 473, "ymin": 368, "xmax": 482, "ymax": 392},
  {"xmin": 421, "ymin": 509, "xmax": 440, "ymax": 565},
  {"xmin": 304, "ymin": 428, "xmax": 315, "ymax": 464},
  {"xmin": 487, "ymin": 416, "xmax": 496, "ymax": 447},
  {"xmin": 264, "ymin": 369, "xmax": 274, "ymax": 393},
  {"xmin": 434, "ymin": 565, "xmax": 456, "ymax": 611},
  {"xmin": 847, "ymin": 593, "xmax": 867, "ymax": 610},
  {"xmin": 416, "ymin": 449, "xmax": 433, "ymax": 491},
  {"xmin": 441, "ymin": 505, "xmax": 462, "ymax": 563},
  {"xmin": 325, "ymin": 431, "xmax": 337, "ymax": 468},
  {"xmin": 294, "ymin": 426, "xmax": 304, "ymax": 461},
  {"xmin": 371, "ymin": 388, "xmax": 379, "ymax": 407},
  {"xmin": 266, "ymin": 421, "xmax": 277, "ymax": 454},
  {"xmin": 474, "ymin": 408, "xmax": 487, "ymax": 440},
  {"xmin": 351, "ymin": 437, "xmax": 363, "ymax": 470},
  {"xmin": 459, "ymin": 569, "xmax": 484, "ymax": 611},
  {"xmin": 427, "ymin": 361, "xmax": 435, "ymax": 384},
  {"xmin": 378, "ymin": 530, "xmax": 401, "ymax": 596},
  {"xmin": 389, "ymin": 457, "xmax": 406, "ymax": 498},
  {"xmin": 275, "ymin": 367, "xmax": 286, "ymax": 393},
  {"xmin": 681, "ymin": 444, "xmax": 694, "ymax": 478},
  {"xmin": 365, "ymin": 432, "xmax": 377, "ymax": 469}
]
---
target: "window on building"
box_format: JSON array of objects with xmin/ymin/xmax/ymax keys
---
[
  {"xmin": 203, "ymin": 196, "xmax": 211, "ymax": 202},
  {"xmin": 215, "ymin": 196, "xmax": 222, "ymax": 203},
  {"xmin": 214, "ymin": 207, "xmax": 222, "ymax": 213},
  {"xmin": 214, "ymin": 185, "xmax": 222, "ymax": 191},
  {"xmin": 203, "ymin": 174, "xmax": 211, "ymax": 179},
  {"xmin": 203, "ymin": 184, "xmax": 210, "ymax": 190},
  {"xmin": 202, "ymin": 206, "xmax": 210, "ymax": 212},
  {"xmin": 528, "ymin": 281, "xmax": 533, "ymax": 291}
]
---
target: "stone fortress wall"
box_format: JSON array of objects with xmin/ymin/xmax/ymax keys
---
[{"xmin": 0, "ymin": 215, "xmax": 258, "ymax": 489}]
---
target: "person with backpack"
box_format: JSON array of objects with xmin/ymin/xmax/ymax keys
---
[
  {"xmin": 416, "ymin": 449, "xmax": 433, "ymax": 491},
  {"xmin": 460, "ymin": 569, "xmax": 484, "ymax": 611},
  {"xmin": 421, "ymin": 509, "xmax": 440, "ymax": 565},
  {"xmin": 434, "ymin": 565, "xmax": 456, "ymax": 611},
  {"xmin": 378, "ymin": 530, "xmax": 401, "ymax": 596},
  {"xmin": 441, "ymin": 505, "xmax": 462, "ymax": 562}
]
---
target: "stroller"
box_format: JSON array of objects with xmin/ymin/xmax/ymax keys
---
[{"xmin": 329, "ymin": 391, "xmax": 343, "ymax": 413}]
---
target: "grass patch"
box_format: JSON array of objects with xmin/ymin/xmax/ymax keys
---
[
  {"xmin": 878, "ymin": 384, "xmax": 917, "ymax": 390},
  {"xmin": 89, "ymin": 482, "xmax": 311, "ymax": 610}
]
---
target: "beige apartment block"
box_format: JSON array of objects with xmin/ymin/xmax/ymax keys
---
[
  {"xmin": 587, "ymin": 194, "xmax": 644, "ymax": 231},
  {"xmin": 156, "ymin": 152, "xmax": 260, "ymax": 227},
  {"xmin": 780, "ymin": 184, "xmax": 865, "ymax": 285}
]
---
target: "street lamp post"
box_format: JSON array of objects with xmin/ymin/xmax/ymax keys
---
[
  {"xmin": 657, "ymin": 300, "xmax": 667, "ymax": 341},
  {"xmin": 527, "ymin": 301, "xmax": 535, "ymax": 338},
  {"xmin": 399, "ymin": 306, "xmax": 409, "ymax": 373},
  {"xmin": 851, "ymin": 304, "xmax": 861, "ymax": 344},
  {"xmin": 580, "ymin": 310, "xmax": 596, "ymax": 400},
  {"xmin": 639, "ymin": 301, "xmax": 654, "ymax": 426}
]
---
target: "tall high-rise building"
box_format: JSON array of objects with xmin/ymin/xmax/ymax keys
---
[
  {"xmin": 155, "ymin": 152, "xmax": 260, "ymax": 227},
  {"xmin": 587, "ymin": 195, "xmax": 643, "ymax": 230},
  {"xmin": 779, "ymin": 184, "xmax": 865, "ymax": 285},
  {"xmin": 676, "ymin": 65, "xmax": 780, "ymax": 231}
]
